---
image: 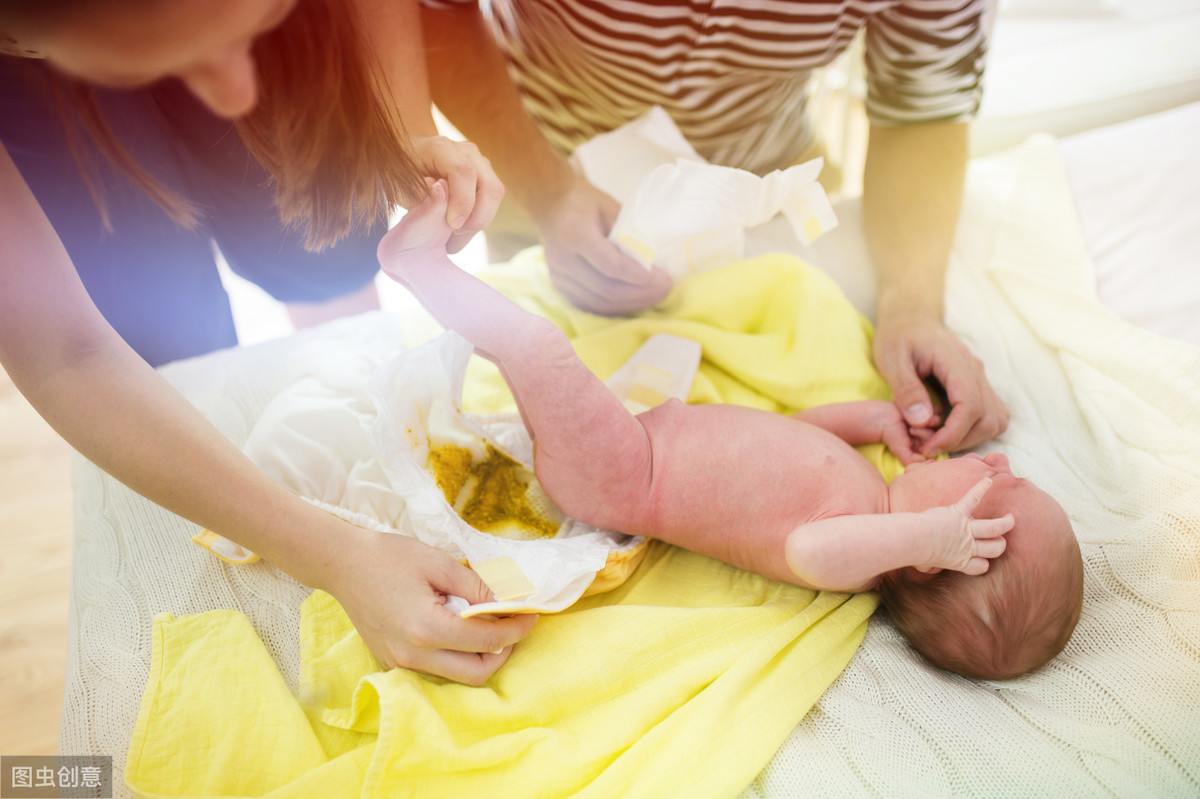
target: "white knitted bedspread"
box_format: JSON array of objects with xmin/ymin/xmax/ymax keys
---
[
  {"xmin": 60, "ymin": 137, "xmax": 1200, "ymax": 797},
  {"xmin": 744, "ymin": 137, "xmax": 1200, "ymax": 797}
]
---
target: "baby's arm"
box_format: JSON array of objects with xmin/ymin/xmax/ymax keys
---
[
  {"xmin": 785, "ymin": 477, "xmax": 1012, "ymax": 591},
  {"xmin": 794, "ymin": 401, "xmax": 929, "ymax": 465}
]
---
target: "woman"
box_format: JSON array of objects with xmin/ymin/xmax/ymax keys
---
[{"xmin": 0, "ymin": 0, "xmax": 534, "ymax": 685}]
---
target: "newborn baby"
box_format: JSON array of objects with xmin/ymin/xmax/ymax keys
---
[{"xmin": 378, "ymin": 182, "xmax": 1084, "ymax": 680}]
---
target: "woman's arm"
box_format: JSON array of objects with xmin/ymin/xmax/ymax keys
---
[
  {"xmin": 0, "ymin": 145, "xmax": 534, "ymax": 684},
  {"xmin": 349, "ymin": 0, "xmax": 505, "ymax": 254}
]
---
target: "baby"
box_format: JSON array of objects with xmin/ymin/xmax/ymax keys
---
[{"xmin": 378, "ymin": 182, "xmax": 1084, "ymax": 680}]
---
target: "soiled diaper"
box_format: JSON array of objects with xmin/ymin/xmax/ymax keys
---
[
  {"xmin": 367, "ymin": 331, "xmax": 701, "ymax": 617},
  {"xmin": 193, "ymin": 330, "xmax": 702, "ymax": 619}
]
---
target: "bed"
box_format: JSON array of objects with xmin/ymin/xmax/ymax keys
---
[
  {"xmin": 59, "ymin": 100, "xmax": 1200, "ymax": 797},
  {"xmin": 745, "ymin": 102, "xmax": 1200, "ymax": 798}
]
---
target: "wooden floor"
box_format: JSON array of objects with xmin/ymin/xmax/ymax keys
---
[{"xmin": 0, "ymin": 363, "xmax": 74, "ymax": 756}]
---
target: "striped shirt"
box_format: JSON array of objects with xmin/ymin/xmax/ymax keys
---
[{"xmin": 425, "ymin": 0, "xmax": 994, "ymax": 175}]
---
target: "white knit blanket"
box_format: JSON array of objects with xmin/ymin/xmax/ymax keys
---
[
  {"xmin": 746, "ymin": 136, "xmax": 1200, "ymax": 797},
  {"xmin": 61, "ymin": 137, "xmax": 1200, "ymax": 797}
]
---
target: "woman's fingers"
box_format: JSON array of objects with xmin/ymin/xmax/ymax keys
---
[{"xmin": 411, "ymin": 136, "xmax": 505, "ymax": 253}]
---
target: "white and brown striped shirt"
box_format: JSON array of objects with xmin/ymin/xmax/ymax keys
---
[{"xmin": 425, "ymin": 0, "xmax": 994, "ymax": 174}]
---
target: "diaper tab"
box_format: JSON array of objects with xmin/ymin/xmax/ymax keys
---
[{"xmin": 191, "ymin": 529, "xmax": 260, "ymax": 564}]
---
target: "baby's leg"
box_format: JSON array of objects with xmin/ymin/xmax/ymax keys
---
[{"xmin": 377, "ymin": 183, "xmax": 656, "ymax": 528}]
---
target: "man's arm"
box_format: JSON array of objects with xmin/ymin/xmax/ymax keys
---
[
  {"xmin": 420, "ymin": 1, "xmax": 671, "ymax": 312},
  {"xmin": 863, "ymin": 119, "xmax": 1009, "ymax": 456}
]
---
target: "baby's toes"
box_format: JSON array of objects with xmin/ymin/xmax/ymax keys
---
[
  {"xmin": 378, "ymin": 184, "xmax": 454, "ymax": 264},
  {"xmin": 401, "ymin": 184, "xmax": 453, "ymax": 241}
]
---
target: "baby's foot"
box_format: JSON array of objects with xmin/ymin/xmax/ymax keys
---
[{"xmin": 377, "ymin": 180, "xmax": 455, "ymax": 279}]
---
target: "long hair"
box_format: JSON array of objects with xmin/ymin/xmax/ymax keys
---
[
  {"xmin": 236, "ymin": 0, "xmax": 425, "ymax": 250},
  {"xmin": 7, "ymin": 0, "xmax": 426, "ymax": 251}
]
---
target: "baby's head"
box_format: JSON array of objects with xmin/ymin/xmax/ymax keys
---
[{"xmin": 880, "ymin": 453, "xmax": 1083, "ymax": 680}]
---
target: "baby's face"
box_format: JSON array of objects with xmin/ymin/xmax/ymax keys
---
[
  {"xmin": 891, "ymin": 452, "xmax": 1023, "ymax": 515},
  {"xmin": 889, "ymin": 451, "xmax": 1073, "ymax": 576}
]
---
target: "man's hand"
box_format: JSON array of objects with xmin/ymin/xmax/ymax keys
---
[
  {"xmin": 409, "ymin": 136, "xmax": 505, "ymax": 255},
  {"xmin": 871, "ymin": 401, "xmax": 936, "ymax": 466},
  {"xmin": 873, "ymin": 312, "xmax": 1009, "ymax": 457},
  {"xmin": 536, "ymin": 177, "xmax": 673, "ymax": 315},
  {"xmin": 324, "ymin": 526, "xmax": 538, "ymax": 686}
]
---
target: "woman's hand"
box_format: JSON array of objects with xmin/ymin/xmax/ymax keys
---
[
  {"xmin": 409, "ymin": 135, "xmax": 505, "ymax": 255},
  {"xmin": 322, "ymin": 525, "xmax": 538, "ymax": 686},
  {"xmin": 872, "ymin": 312, "xmax": 1010, "ymax": 457},
  {"xmin": 535, "ymin": 176, "xmax": 673, "ymax": 315}
]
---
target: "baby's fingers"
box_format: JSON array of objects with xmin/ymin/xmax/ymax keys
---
[
  {"xmin": 973, "ymin": 536, "xmax": 1007, "ymax": 561},
  {"xmin": 953, "ymin": 476, "xmax": 994, "ymax": 515},
  {"xmin": 958, "ymin": 535, "xmax": 1006, "ymax": 575},
  {"xmin": 971, "ymin": 513, "xmax": 1015, "ymax": 540},
  {"xmin": 882, "ymin": 426, "xmax": 921, "ymax": 465},
  {"xmin": 961, "ymin": 556, "xmax": 991, "ymax": 576}
]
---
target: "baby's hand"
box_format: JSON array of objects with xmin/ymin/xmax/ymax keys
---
[
  {"xmin": 917, "ymin": 477, "xmax": 1013, "ymax": 575},
  {"xmin": 377, "ymin": 180, "xmax": 456, "ymax": 272},
  {"xmin": 877, "ymin": 403, "xmax": 933, "ymax": 465}
]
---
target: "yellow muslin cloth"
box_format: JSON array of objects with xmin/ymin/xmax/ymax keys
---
[
  {"xmin": 128, "ymin": 551, "xmax": 876, "ymax": 798},
  {"xmin": 461, "ymin": 252, "xmax": 901, "ymax": 480},
  {"xmin": 126, "ymin": 254, "xmax": 894, "ymax": 797}
]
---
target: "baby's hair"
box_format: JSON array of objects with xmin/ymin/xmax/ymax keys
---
[{"xmin": 880, "ymin": 526, "xmax": 1083, "ymax": 680}]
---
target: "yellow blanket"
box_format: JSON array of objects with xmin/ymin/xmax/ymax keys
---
[
  {"xmin": 464, "ymin": 252, "xmax": 891, "ymax": 414},
  {"xmin": 126, "ymin": 254, "xmax": 892, "ymax": 798}
]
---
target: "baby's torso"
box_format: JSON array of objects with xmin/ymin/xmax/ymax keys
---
[{"xmin": 631, "ymin": 400, "xmax": 888, "ymax": 578}]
